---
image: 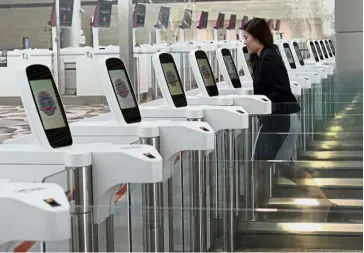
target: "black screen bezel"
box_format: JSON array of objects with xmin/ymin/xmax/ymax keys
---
[
  {"xmin": 221, "ymin": 48, "xmax": 241, "ymax": 88},
  {"xmin": 292, "ymin": 42, "xmax": 305, "ymax": 66},
  {"xmin": 314, "ymin": 41, "xmax": 324, "ymax": 60},
  {"xmin": 309, "ymin": 42, "xmax": 319, "ymax": 62},
  {"xmin": 26, "ymin": 65, "xmax": 72, "ymax": 148},
  {"xmin": 195, "ymin": 50, "xmax": 219, "ymax": 97},
  {"xmin": 105, "ymin": 58, "xmax": 142, "ymax": 124},
  {"xmin": 319, "ymin": 41, "xmax": 329, "ymax": 59},
  {"xmin": 159, "ymin": 53, "xmax": 187, "ymax": 107},
  {"xmin": 283, "ymin": 43, "xmax": 296, "ymax": 69},
  {"xmin": 328, "ymin": 40, "xmax": 335, "ymax": 55},
  {"xmin": 324, "ymin": 40, "xmax": 333, "ymax": 57}
]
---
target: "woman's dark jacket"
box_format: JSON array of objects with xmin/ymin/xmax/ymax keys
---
[{"xmin": 252, "ymin": 46, "xmax": 301, "ymax": 114}]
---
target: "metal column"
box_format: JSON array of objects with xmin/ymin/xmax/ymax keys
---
[
  {"xmin": 67, "ymin": 164, "xmax": 95, "ymax": 252},
  {"xmin": 187, "ymin": 118, "xmax": 208, "ymax": 252},
  {"xmin": 139, "ymin": 136, "xmax": 166, "ymax": 252},
  {"xmin": 222, "ymin": 129, "xmax": 237, "ymax": 252}
]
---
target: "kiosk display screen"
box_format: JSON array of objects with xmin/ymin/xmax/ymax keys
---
[
  {"xmin": 198, "ymin": 11, "xmax": 209, "ymax": 29},
  {"xmin": 309, "ymin": 42, "xmax": 319, "ymax": 62},
  {"xmin": 320, "ymin": 41, "xmax": 329, "ymax": 58},
  {"xmin": 285, "ymin": 48, "xmax": 294, "ymax": 64},
  {"xmin": 30, "ymin": 79, "xmax": 66, "ymax": 130},
  {"xmin": 159, "ymin": 53, "xmax": 187, "ymax": 107},
  {"xmin": 109, "ymin": 70, "xmax": 137, "ymax": 110},
  {"xmin": 59, "ymin": 0, "xmax": 74, "ymax": 27},
  {"xmin": 283, "ymin": 45, "xmax": 296, "ymax": 69},
  {"xmin": 240, "ymin": 16, "xmax": 249, "ymax": 29},
  {"xmin": 197, "ymin": 59, "xmax": 215, "ymax": 87},
  {"xmin": 26, "ymin": 65, "xmax": 72, "ymax": 148},
  {"xmin": 181, "ymin": 9, "xmax": 192, "ymax": 29},
  {"xmin": 162, "ymin": 63, "xmax": 184, "ymax": 96},
  {"xmin": 195, "ymin": 50, "xmax": 219, "ymax": 96},
  {"xmin": 133, "ymin": 3, "xmax": 146, "ymax": 28},
  {"xmin": 314, "ymin": 41, "xmax": 324, "ymax": 60},
  {"xmin": 223, "ymin": 55, "xmax": 238, "ymax": 80},
  {"xmin": 159, "ymin": 6, "xmax": 170, "ymax": 28},
  {"xmin": 222, "ymin": 49, "xmax": 241, "ymax": 88},
  {"xmin": 106, "ymin": 58, "xmax": 141, "ymax": 123},
  {"xmin": 228, "ymin": 14, "xmax": 237, "ymax": 30},
  {"xmin": 328, "ymin": 40, "xmax": 335, "ymax": 55},
  {"xmin": 215, "ymin": 13, "xmax": 225, "ymax": 29},
  {"xmin": 293, "ymin": 42, "xmax": 304, "ymax": 65},
  {"xmin": 97, "ymin": 0, "xmax": 112, "ymax": 28},
  {"xmin": 324, "ymin": 40, "xmax": 333, "ymax": 57}
]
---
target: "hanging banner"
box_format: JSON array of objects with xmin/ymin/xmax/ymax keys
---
[
  {"xmin": 49, "ymin": 0, "xmax": 74, "ymax": 27},
  {"xmin": 93, "ymin": 0, "xmax": 113, "ymax": 28}
]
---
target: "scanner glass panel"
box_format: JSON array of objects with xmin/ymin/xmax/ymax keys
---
[
  {"xmin": 161, "ymin": 63, "xmax": 184, "ymax": 95},
  {"xmin": 108, "ymin": 69, "xmax": 137, "ymax": 109},
  {"xmin": 197, "ymin": 58, "xmax": 216, "ymax": 87},
  {"xmin": 29, "ymin": 79, "xmax": 67, "ymax": 130}
]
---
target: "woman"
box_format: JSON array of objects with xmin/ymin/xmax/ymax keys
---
[{"xmin": 242, "ymin": 18, "xmax": 339, "ymax": 221}]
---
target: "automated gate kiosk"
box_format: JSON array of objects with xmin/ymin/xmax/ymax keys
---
[
  {"xmin": 55, "ymin": 57, "xmax": 214, "ymax": 252},
  {"xmin": 1, "ymin": 64, "xmax": 165, "ymax": 252},
  {"xmin": 149, "ymin": 51, "xmax": 251, "ymax": 252},
  {"xmin": 318, "ymin": 40, "xmax": 336, "ymax": 65},
  {"xmin": 287, "ymin": 41, "xmax": 336, "ymax": 132},
  {"xmin": 278, "ymin": 41, "xmax": 327, "ymax": 149},
  {"xmin": 0, "ymin": 179, "xmax": 70, "ymax": 251},
  {"xmin": 188, "ymin": 48, "xmax": 272, "ymax": 224},
  {"xmin": 216, "ymin": 47, "xmax": 303, "ymax": 97}
]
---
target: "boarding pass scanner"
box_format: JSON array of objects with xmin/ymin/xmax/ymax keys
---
[
  {"xmin": 0, "ymin": 179, "xmax": 70, "ymax": 242},
  {"xmin": 216, "ymin": 48, "xmax": 303, "ymax": 97},
  {"xmin": 187, "ymin": 49, "xmax": 272, "ymax": 115},
  {"xmin": 0, "ymin": 64, "xmax": 164, "ymax": 253}
]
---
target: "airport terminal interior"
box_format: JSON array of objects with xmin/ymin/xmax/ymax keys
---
[{"xmin": 0, "ymin": 0, "xmax": 363, "ymax": 252}]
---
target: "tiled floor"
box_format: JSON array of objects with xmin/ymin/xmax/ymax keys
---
[{"xmin": 0, "ymin": 104, "xmax": 110, "ymax": 142}]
